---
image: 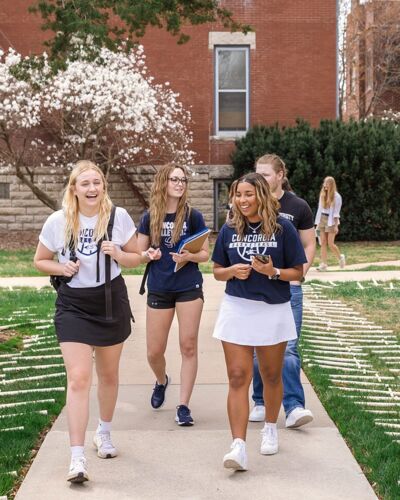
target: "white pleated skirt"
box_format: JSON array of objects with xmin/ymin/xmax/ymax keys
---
[{"xmin": 213, "ymin": 294, "xmax": 297, "ymax": 346}]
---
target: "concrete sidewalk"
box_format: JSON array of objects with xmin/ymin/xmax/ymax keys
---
[{"xmin": 4, "ymin": 274, "xmax": 382, "ymax": 500}]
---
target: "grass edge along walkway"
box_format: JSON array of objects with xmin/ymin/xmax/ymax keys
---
[
  {"xmin": 0, "ymin": 288, "xmax": 66, "ymax": 499},
  {"xmin": 301, "ymin": 280, "xmax": 400, "ymax": 500}
]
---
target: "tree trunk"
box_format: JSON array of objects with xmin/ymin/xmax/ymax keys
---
[
  {"xmin": 15, "ymin": 165, "xmax": 59, "ymax": 211},
  {"xmin": 119, "ymin": 166, "xmax": 149, "ymax": 209}
]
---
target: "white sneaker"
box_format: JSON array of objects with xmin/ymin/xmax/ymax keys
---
[
  {"xmin": 260, "ymin": 424, "xmax": 278, "ymax": 455},
  {"xmin": 249, "ymin": 405, "xmax": 265, "ymax": 422},
  {"xmin": 93, "ymin": 431, "xmax": 118, "ymax": 459},
  {"xmin": 317, "ymin": 263, "xmax": 328, "ymax": 271},
  {"xmin": 67, "ymin": 456, "xmax": 89, "ymax": 483},
  {"xmin": 223, "ymin": 439, "xmax": 248, "ymax": 471},
  {"xmin": 285, "ymin": 407, "xmax": 314, "ymax": 428},
  {"xmin": 339, "ymin": 254, "xmax": 346, "ymax": 269}
]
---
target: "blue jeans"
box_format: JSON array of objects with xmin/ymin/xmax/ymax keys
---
[{"xmin": 252, "ymin": 285, "xmax": 305, "ymax": 417}]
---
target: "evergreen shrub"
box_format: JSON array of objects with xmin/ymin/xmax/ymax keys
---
[{"xmin": 231, "ymin": 119, "xmax": 400, "ymax": 241}]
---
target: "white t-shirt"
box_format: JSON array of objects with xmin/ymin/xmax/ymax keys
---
[{"xmin": 39, "ymin": 207, "xmax": 136, "ymax": 288}]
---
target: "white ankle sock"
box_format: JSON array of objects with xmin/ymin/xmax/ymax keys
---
[
  {"xmin": 264, "ymin": 422, "xmax": 277, "ymax": 431},
  {"xmin": 70, "ymin": 445, "xmax": 85, "ymax": 459},
  {"xmin": 232, "ymin": 438, "xmax": 245, "ymax": 446},
  {"xmin": 97, "ymin": 418, "xmax": 112, "ymax": 434}
]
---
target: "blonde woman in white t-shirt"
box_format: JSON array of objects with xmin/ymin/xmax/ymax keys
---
[
  {"xmin": 314, "ymin": 176, "xmax": 345, "ymax": 271},
  {"xmin": 34, "ymin": 161, "xmax": 149, "ymax": 484}
]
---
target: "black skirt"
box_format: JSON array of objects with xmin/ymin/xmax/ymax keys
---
[{"xmin": 54, "ymin": 274, "xmax": 133, "ymax": 346}]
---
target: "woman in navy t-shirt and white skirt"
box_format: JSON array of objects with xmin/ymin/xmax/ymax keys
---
[
  {"xmin": 212, "ymin": 172, "xmax": 306, "ymax": 471},
  {"xmin": 137, "ymin": 164, "xmax": 209, "ymax": 426}
]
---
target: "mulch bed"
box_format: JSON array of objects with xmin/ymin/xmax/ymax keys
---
[{"xmin": 0, "ymin": 231, "xmax": 39, "ymax": 250}]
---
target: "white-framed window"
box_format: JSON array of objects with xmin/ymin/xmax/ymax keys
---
[{"xmin": 215, "ymin": 46, "xmax": 249, "ymax": 137}]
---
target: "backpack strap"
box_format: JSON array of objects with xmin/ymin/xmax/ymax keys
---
[
  {"xmin": 94, "ymin": 205, "xmax": 116, "ymax": 319},
  {"xmin": 104, "ymin": 205, "xmax": 116, "ymax": 320}
]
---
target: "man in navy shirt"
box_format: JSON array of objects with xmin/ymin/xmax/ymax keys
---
[{"xmin": 251, "ymin": 154, "xmax": 316, "ymax": 428}]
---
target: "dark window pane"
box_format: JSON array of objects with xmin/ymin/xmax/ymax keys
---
[
  {"xmin": 0, "ymin": 183, "xmax": 10, "ymax": 199},
  {"xmin": 215, "ymin": 181, "xmax": 231, "ymax": 230},
  {"xmin": 218, "ymin": 50, "xmax": 246, "ymax": 90},
  {"xmin": 219, "ymin": 92, "xmax": 246, "ymax": 131}
]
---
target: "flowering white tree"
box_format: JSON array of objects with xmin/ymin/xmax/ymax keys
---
[{"xmin": 0, "ymin": 44, "xmax": 194, "ymax": 210}]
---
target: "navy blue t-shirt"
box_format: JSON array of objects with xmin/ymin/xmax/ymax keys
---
[
  {"xmin": 212, "ymin": 217, "xmax": 307, "ymax": 304},
  {"xmin": 138, "ymin": 209, "xmax": 206, "ymax": 293}
]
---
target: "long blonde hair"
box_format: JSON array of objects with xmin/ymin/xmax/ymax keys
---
[
  {"xmin": 62, "ymin": 160, "xmax": 113, "ymax": 249},
  {"xmin": 149, "ymin": 164, "xmax": 190, "ymax": 247},
  {"xmin": 229, "ymin": 172, "xmax": 280, "ymax": 240},
  {"xmin": 319, "ymin": 176, "xmax": 337, "ymax": 209}
]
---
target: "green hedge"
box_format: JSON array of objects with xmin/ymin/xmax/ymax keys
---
[{"xmin": 231, "ymin": 119, "xmax": 400, "ymax": 241}]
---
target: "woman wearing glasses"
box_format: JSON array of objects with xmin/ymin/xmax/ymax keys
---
[{"xmin": 137, "ymin": 164, "xmax": 209, "ymax": 426}]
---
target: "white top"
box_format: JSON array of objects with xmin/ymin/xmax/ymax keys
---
[
  {"xmin": 314, "ymin": 191, "xmax": 342, "ymax": 227},
  {"xmin": 39, "ymin": 207, "xmax": 136, "ymax": 288}
]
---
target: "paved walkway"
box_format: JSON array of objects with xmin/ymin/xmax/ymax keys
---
[{"xmin": 2, "ymin": 267, "xmax": 396, "ymax": 499}]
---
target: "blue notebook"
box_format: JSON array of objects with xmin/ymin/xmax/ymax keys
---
[{"xmin": 174, "ymin": 228, "xmax": 211, "ymax": 272}]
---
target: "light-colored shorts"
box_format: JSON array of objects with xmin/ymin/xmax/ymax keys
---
[{"xmin": 317, "ymin": 214, "xmax": 336, "ymax": 233}]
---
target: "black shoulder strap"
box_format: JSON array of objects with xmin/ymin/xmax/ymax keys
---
[
  {"xmin": 187, "ymin": 207, "xmax": 195, "ymax": 234},
  {"xmin": 104, "ymin": 205, "xmax": 116, "ymax": 320}
]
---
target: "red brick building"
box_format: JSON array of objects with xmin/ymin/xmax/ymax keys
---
[
  {"xmin": 0, "ymin": 0, "xmax": 337, "ymax": 231},
  {"xmin": 345, "ymin": 0, "xmax": 400, "ymax": 121}
]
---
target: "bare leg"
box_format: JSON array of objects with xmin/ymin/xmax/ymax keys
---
[
  {"xmin": 327, "ymin": 232, "xmax": 341, "ymax": 260},
  {"xmin": 256, "ymin": 342, "xmax": 287, "ymax": 423},
  {"xmin": 319, "ymin": 230, "xmax": 328, "ymax": 264},
  {"xmin": 60, "ymin": 342, "xmax": 93, "ymax": 446},
  {"xmin": 175, "ymin": 298, "xmax": 203, "ymax": 405},
  {"xmin": 146, "ymin": 306, "xmax": 175, "ymax": 384},
  {"xmin": 94, "ymin": 342, "xmax": 124, "ymax": 422},
  {"xmin": 222, "ymin": 342, "xmax": 254, "ymax": 440}
]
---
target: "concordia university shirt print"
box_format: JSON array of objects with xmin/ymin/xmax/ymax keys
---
[{"xmin": 229, "ymin": 232, "xmax": 278, "ymax": 262}]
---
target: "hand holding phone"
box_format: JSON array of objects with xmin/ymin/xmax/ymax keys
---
[{"xmin": 254, "ymin": 254, "xmax": 269, "ymax": 263}]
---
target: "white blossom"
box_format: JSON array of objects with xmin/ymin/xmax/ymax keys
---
[{"xmin": 0, "ymin": 44, "xmax": 194, "ymax": 187}]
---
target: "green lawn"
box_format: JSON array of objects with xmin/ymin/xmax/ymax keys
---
[
  {"xmin": 313, "ymin": 240, "xmax": 400, "ymax": 267},
  {"xmin": 0, "ymin": 288, "xmax": 66, "ymax": 498},
  {"xmin": 0, "ymin": 241, "xmax": 399, "ymax": 277},
  {"xmin": 301, "ymin": 280, "xmax": 400, "ymax": 500}
]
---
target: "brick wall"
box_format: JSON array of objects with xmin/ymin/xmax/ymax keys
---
[
  {"xmin": 1, "ymin": 1, "xmax": 337, "ymax": 165},
  {"xmin": 0, "ymin": 0, "xmax": 337, "ymax": 231}
]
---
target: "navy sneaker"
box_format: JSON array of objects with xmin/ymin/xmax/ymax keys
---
[
  {"xmin": 151, "ymin": 375, "xmax": 170, "ymax": 409},
  {"xmin": 175, "ymin": 405, "xmax": 194, "ymax": 426}
]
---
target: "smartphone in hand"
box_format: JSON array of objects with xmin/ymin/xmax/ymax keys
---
[{"xmin": 254, "ymin": 254, "xmax": 270, "ymax": 263}]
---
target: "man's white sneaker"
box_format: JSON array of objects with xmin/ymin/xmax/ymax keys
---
[
  {"xmin": 285, "ymin": 407, "xmax": 314, "ymax": 428},
  {"xmin": 93, "ymin": 431, "xmax": 118, "ymax": 459},
  {"xmin": 67, "ymin": 456, "xmax": 89, "ymax": 483},
  {"xmin": 339, "ymin": 254, "xmax": 346, "ymax": 269},
  {"xmin": 249, "ymin": 405, "xmax": 265, "ymax": 422},
  {"xmin": 317, "ymin": 263, "xmax": 328, "ymax": 271},
  {"xmin": 260, "ymin": 424, "xmax": 278, "ymax": 455},
  {"xmin": 223, "ymin": 439, "xmax": 248, "ymax": 471}
]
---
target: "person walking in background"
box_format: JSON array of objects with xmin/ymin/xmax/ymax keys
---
[
  {"xmin": 136, "ymin": 164, "xmax": 209, "ymax": 427},
  {"xmin": 212, "ymin": 173, "xmax": 306, "ymax": 471},
  {"xmin": 34, "ymin": 160, "xmax": 144, "ymax": 483},
  {"xmin": 314, "ymin": 176, "xmax": 345, "ymax": 271},
  {"xmin": 251, "ymin": 154, "xmax": 316, "ymax": 428}
]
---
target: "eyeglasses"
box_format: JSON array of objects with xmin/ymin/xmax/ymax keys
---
[{"xmin": 168, "ymin": 177, "xmax": 188, "ymax": 186}]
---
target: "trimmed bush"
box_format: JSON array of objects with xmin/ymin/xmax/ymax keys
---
[{"xmin": 231, "ymin": 119, "xmax": 400, "ymax": 241}]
